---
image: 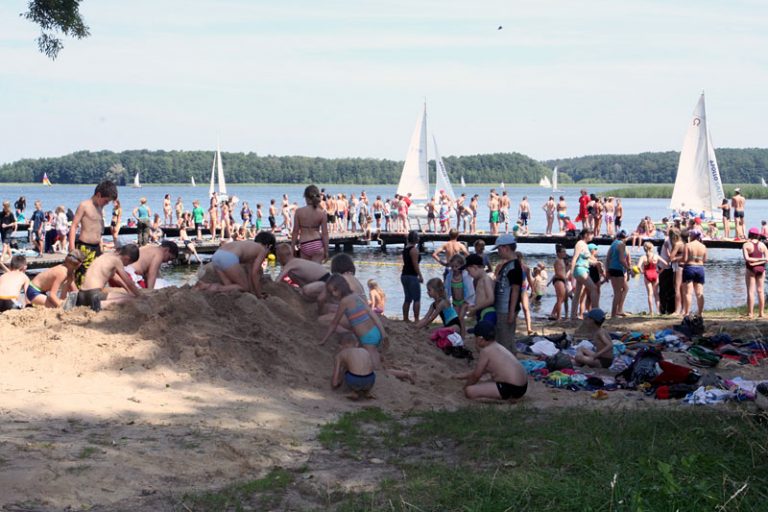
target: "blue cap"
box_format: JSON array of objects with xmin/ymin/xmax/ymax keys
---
[{"xmin": 492, "ymin": 233, "xmax": 517, "ymax": 249}]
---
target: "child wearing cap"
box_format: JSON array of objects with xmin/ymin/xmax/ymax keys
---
[
  {"xmin": 492, "ymin": 234, "xmax": 523, "ymax": 351},
  {"xmin": 453, "ymin": 321, "xmax": 528, "ymax": 401},
  {"xmin": 574, "ymin": 308, "xmax": 614, "ymax": 369}
]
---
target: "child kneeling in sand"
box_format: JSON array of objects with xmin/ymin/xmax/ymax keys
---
[
  {"xmin": 331, "ymin": 346, "xmax": 376, "ymax": 400},
  {"xmin": 415, "ymin": 277, "xmax": 461, "ymax": 331},
  {"xmin": 574, "ymin": 308, "xmax": 614, "ymax": 369},
  {"xmin": 453, "ymin": 321, "xmax": 528, "ymax": 401},
  {"xmin": 77, "ymin": 245, "xmax": 142, "ymax": 311}
]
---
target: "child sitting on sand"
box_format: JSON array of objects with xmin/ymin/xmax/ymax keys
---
[
  {"xmin": 0, "ymin": 255, "xmax": 29, "ymax": 313},
  {"xmin": 331, "ymin": 346, "xmax": 376, "ymax": 400},
  {"xmin": 367, "ymin": 279, "xmax": 386, "ymax": 316},
  {"xmin": 453, "ymin": 321, "xmax": 528, "ymax": 401},
  {"xmin": 415, "ymin": 277, "xmax": 461, "ymax": 331},
  {"xmin": 574, "ymin": 308, "xmax": 614, "ymax": 369},
  {"xmin": 27, "ymin": 250, "xmax": 83, "ymax": 307}
]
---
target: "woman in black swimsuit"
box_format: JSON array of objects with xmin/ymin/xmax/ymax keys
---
[
  {"xmin": 718, "ymin": 198, "xmax": 731, "ymax": 239},
  {"xmin": 548, "ymin": 244, "xmax": 569, "ymax": 321}
]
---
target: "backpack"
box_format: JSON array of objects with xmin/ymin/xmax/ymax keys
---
[
  {"xmin": 546, "ymin": 351, "xmax": 573, "ymax": 371},
  {"xmin": 618, "ymin": 347, "xmax": 663, "ymax": 387},
  {"xmin": 676, "ymin": 315, "xmax": 705, "ymax": 337}
]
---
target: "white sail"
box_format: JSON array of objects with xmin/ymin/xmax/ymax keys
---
[
  {"xmin": 762, "ymin": 177, "xmax": 767, "ymax": 188},
  {"xmin": 500, "ymin": 181, "xmax": 505, "ymax": 189},
  {"xmin": 132, "ymin": 172, "xmax": 141, "ymax": 188},
  {"xmin": 552, "ymin": 166, "xmax": 558, "ymax": 191},
  {"xmin": 432, "ymin": 135, "xmax": 457, "ymax": 204},
  {"xmin": 191, "ymin": 176, "xmax": 196, "ymax": 187},
  {"xmin": 216, "ymin": 144, "xmax": 227, "ymax": 195},
  {"xmin": 460, "ymin": 175, "xmax": 466, "ymax": 188},
  {"xmin": 539, "ymin": 176, "xmax": 551, "ymax": 188},
  {"xmin": 669, "ymin": 93, "xmax": 724, "ymax": 216},
  {"xmin": 396, "ymin": 104, "xmax": 429, "ymax": 201}
]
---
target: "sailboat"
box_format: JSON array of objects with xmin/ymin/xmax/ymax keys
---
[
  {"xmin": 669, "ymin": 93, "xmax": 725, "ymax": 218},
  {"xmin": 552, "ymin": 166, "xmax": 559, "ymax": 192},
  {"xmin": 460, "ymin": 176, "xmax": 466, "ymax": 188},
  {"xmin": 191, "ymin": 176, "xmax": 196, "ymax": 187},
  {"xmin": 433, "ymin": 135, "xmax": 457, "ymax": 204},
  {"xmin": 539, "ymin": 176, "xmax": 552, "ymax": 189},
  {"xmin": 41, "ymin": 172, "xmax": 52, "ymax": 186},
  {"xmin": 208, "ymin": 144, "xmax": 228, "ymax": 201},
  {"xmin": 761, "ymin": 177, "xmax": 767, "ymax": 188},
  {"xmin": 132, "ymin": 172, "xmax": 141, "ymax": 188}
]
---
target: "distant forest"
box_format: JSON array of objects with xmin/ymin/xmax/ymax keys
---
[{"xmin": 1, "ymin": 148, "xmax": 767, "ymax": 185}]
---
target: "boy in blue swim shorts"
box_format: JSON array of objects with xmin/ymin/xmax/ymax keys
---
[{"xmin": 332, "ymin": 347, "xmax": 376, "ymax": 400}]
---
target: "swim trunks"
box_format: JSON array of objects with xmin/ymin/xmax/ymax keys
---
[
  {"xmin": 608, "ymin": 269, "xmax": 625, "ymax": 278},
  {"xmin": 496, "ymin": 381, "xmax": 528, "ymax": 400},
  {"xmin": 0, "ymin": 298, "xmax": 18, "ymax": 313},
  {"xmin": 268, "ymin": 216, "xmax": 276, "ymax": 228},
  {"xmin": 211, "ymin": 249, "xmax": 240, "ymax": 271},
  {"xmin": 490, "ymin": 211, "xmax": 500, "ymax": 224},
  {"xmin": 76, "ymin": 289, "xmax": 107, "ymax": 312},
  {"xmin": 74, "ymin": 239, "xmax": 102, "ymax": 287},
  {"xmin": 25, "ymin": 283, "xmax": 45, "ymax": 303},
  {"xmin": 734, "ymin": 211, "xmax": 745, "ymax": 219},
  {"xmin": 682, "ymin": 265, "xmax": 705, "ymax": 284},
  {"xmin": 359, "ymin": 325, "xmax": 382, "ymax": 346},
  {"xmin": 344, "ymin": 371, "xmax": 376, "ymax": 392},
  {"xmin": 520, "ymin": 212, "xmax": 529, "ymax": 225},
  {"xmin": 475, "ymin": 306, "xmax": 497, "ymax": 325}
]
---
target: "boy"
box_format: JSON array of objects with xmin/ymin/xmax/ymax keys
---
[
  {"xmin": 574, "ymin": 308, "xmax": 614, "ymax": 369},
  {"xmin": 30, "ymin": 200, "xmax": 46, "ymax": 256},
  {"xmin": 464, "ymin": 254, "xmax": 496, "ymax": 325},
  {"xmin": 275, "ymin": 242, "xmax": 330, "ymax": 287},
  {"xmin": 432, "ymin": 228, "xmax": 469, "ymax": 270},
  {"xmin": 331, "ymin": 346, "xmax": 376, "ymax": 400},
  {"xmin": 473, "ymin": 239, "xmax": 493, "ymax": 273},
  {"xmin": 493, "ymin": 234, "xmax": 523, "ymax": 351},
  {"xmin": 77, "ymin": 244, "xmax": 142, "ymax": 311},
  {"xmin": 453, "ymin": 321, "xmax": 528, "ymax": 401},
  {"xmin": 0, "ymin": 255, "xmax": 29, "ymax": 312},
  {"xmin": 27, "ymin": 250, "xmax": 84, "ymax": 308},
  {"xmin": 69, "ymin": 180, "xmax": 118, "ymax": 286},
  {"xmin": 124, "ymin": 241, "xmax": 179, "ymax": 289},
  {"xmin": 197, "ymin": 231, "xmax": 276, "ymax": 297},
  {"xmin": 191, "ymin": 200, "xmax": 205, "ymax": 240}
]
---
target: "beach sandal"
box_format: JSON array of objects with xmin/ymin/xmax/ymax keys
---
[{"xmin": 591, "ymin": 390, "xmax": 609, "ymax": 400}]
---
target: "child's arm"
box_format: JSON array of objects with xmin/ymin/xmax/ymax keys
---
[
  {"xmin": 250, "ymin": 249, "xmax": 269, "ymax": 298},
  {"xmin": 47, "ymin": 272, "xmax": 69, "ymax": 307},
  {"xmin": 454, "ymin": 351, "xmax": 489, "ymax": 384},
  {"xmin": 319, "ymin": 300, "xmax": 346, "ymax": 345},
  {"xmin": 414, "ymin": 301, "xmax": 440, "ymax": 329},
  {"xmin": 115, "ymin": 268, "xmax": 142, "ymax": 297},
  {"xmin": 431, "ymin": 245, "xmax": 446, "ymax": 265}
]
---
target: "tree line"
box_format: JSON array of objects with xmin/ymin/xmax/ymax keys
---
[{"xmin": 1, "ymin": 148, "xmax": 767, "ymax": 185}]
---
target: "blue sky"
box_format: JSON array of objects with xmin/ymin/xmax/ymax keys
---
[{"xmin": 1, "ymin": 0, "xmax": 766, "ymax": 165}]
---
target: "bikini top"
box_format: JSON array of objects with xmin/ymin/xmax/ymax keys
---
[
  {"xmin": 439, "ymin": 302, "xmax": 459, "ymax": 325},
  {"xmin": 346, "ymin": 297, "xmax": 372, "ymax": 327}
]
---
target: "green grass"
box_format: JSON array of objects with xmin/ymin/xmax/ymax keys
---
[
  {"xmin": 603, "ymin": 184, "xmax": 768, "ymax": 199},
  {"xmin": 317, "ymin": 407, "xmax": 396, "ymax": 452},
  {"xmin": 328, "ymin": 407, "xmax": 768, "ymax": 512},
  {"xmin": 77, "ymin": 446, "xmax": 99, "ymax": 459},
  {"xmin": 180, "ymin": 468, "xmax": 294, "ymax": 511}
]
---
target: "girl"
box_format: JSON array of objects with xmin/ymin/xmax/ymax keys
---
[
  {"xmin": 415, "ymin": 277, "xmax": 461, "ymax": 331},
  {"xmin": 208, "ymin": 193, "xmax": 219, "ymax": 241},
  {"xmin": 400, "ymin": 230, "xmax": 423, "ymax": 322},
  {"xmin": 1, "ymin": 200, "xmax": 18, "ymax": 262},
  {"xmin": 718, "ymin": 198, "xmax": 731, "ymax": 239},
  {"xmin": 570, "ymin": 229, "xmax": 598, "ymax": 319},
  {"xmin": 548, "ymin": 244, "xmax": 569, "ymax": 321},
  {"xmin": 175, "ymin": 197, "xmax": 184, "ymax": 226},
  {"xmin": 444, "ymin": 254, "xmax": 476, "ymax": 338},
  {"xmin": 292, "ymin": 185, "xmax": 329, "ymax": 263},
  {"xmin": 367, "ymin": 279, "xmax": 386, "ymax": 316},
  {"xmin": 178, "ymin": 212, "xmax": 201, "ymax": 264},
  {"xmin": 163, "ymin": 194, "xmax": 172, "ymax": 226},
  {"xmin": 54, "ymin": 205, "xmax": 68, "ymax": 252},
  {"xmin": 742, "ymin": 227, "xmax": 767, "ymax": 318},
  {"xmin": 638, "ymin": 241, "xmax": 666, "ymax": 316},
  {"xmin": 110, "ymin": 199, "xmax": 122, "ymax": 247},
  {"xmin": 583, "ymin": 243, "xmax": 605, "ymax": 314},
  {"xmin": 517, "ymin": 252, "xmax": 535, "ymax": 335}
]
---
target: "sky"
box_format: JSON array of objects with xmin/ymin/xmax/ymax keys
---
[{"xmin": 1, "ymin": 0, "xmax": 767, "ymax": 165}]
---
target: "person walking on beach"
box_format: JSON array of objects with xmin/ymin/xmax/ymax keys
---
[
  {"xmin": 606, "ymin": 230, "xmax": 631, "ymax": 318},
  {"xmin": 742, "ymin": 227, "xmax": 767, "ymax": 318},
  {"xmin": 401, "ymin": 230, "xmax": 423, "ymax": 322},
  {"xmin": 133, "ymin": 197, "xmax": 152, "ymax": 247},
  {"xmin": 69, "ymin": 181, "xmax": 118, "ymax": 286},
  {"xmin": 292, "ymin": 185, "xmax": 329, "ymax": 263},
  {"xmin": 732, "ymin": 188, "xmax": 746, "ymax": 240}
]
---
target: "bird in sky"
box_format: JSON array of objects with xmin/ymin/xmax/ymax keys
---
[{"xmin": 498, "ymin": 25, "xmax": 503, "ymax": 30}]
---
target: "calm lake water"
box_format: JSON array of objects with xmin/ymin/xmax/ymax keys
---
[{"xmin": 3, "ymin": 183, "xmax": 766, "ymax": 317}]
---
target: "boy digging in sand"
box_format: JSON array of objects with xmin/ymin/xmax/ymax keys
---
[
  {"xmin": 27, "ymin": 250, "xmax": 84, "ymax": 308},
  {"xmin": 453, "ymin": 321, "xmax": 528, "ymax": 401},
  {"xmin": 331, "ymin": 346, "xmax": 376, "ymax": 400},
  {"xmin": 77, "ymin": 244, "xmax": 142, "ymax": 311},
  {"xmin": 0, "ymin": 255, "xmax": 29, "ymax": 313}
]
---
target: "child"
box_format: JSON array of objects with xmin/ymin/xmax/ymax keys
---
[
  {"xmin": 548, "ymin": 244, "xmax": 569, "ymax": 321},
  {"xmin": 444, "ymin": 254, "xmax": 475, "ymax": 338},
  {"xmin": 27, "ymin": 250, "xmax": 84, "ymax": 308},
  {"xmin": 198, "ymin": 232, "xmax": 276, "ymax": 297},
  {"xmin": 191, "ymin": 200, "xmax": 205, "ymax": 240},
  {"xmin": 531, "ymin": 263, "xmax": 548, "ymax": 303},
  {"xmin": 415, "ymin": 277, "xmax": 461, "ymax": 331},
  {"xmin": 178, "ymin": 213, "xmax": 201, "ymax": 264},
  {"xmin": 465, "ymin": 254, "xmax": 496, "ymax": 325},
  {"xmin": 69, "ymin": 181, "xmax": 118, "ymax": 286},
  {"xmin": 574, "ymin": 308, "xmax": 614, "ymax": 368},
  {"xmin": 0, "ymin": 255, "xmax": 29, "ymax": 313},
  {"xmin": 453, "ymin": 321, "xmax": 528, "ymax": 401},
  {"xmin": 706, "ymin": 221, "xmax": 719, "ymax": 240},
  {"xmin": 331, "ymin": 346, "xmax": 376, "ymax": 401},
  {"xmin": 637, "ymin": 241, "xmax": 667, "ymax": 316},
  {"xmin": 77, "ymin": 244, "xmax": 142, "ymax": 311},
  {"xmin": 583, "ymin": 243, "xmax": 606, "ymax": 313},
  {"xmin": 255, "ymin": 203, "xmax": 263, "ymax": 231},
  {"xmin": 54, "ymin": 205, "xmax": 68, "ymax": 252},
  {"xmin": 367, "ymin": 279, "xmax": 386, "ymax": 316},
  {"xmin": 473, "ymin": 239, "xmax": 493, "ymax": 273},
  {"xmin": 563, "ymin": 216, "xmax": 577, "ymax": 236},
  {"xmin": 516, "ymin": 252, "xmax": 535, "ymax": 335}
]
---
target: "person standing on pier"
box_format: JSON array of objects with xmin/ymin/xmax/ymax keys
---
[
  {"xmin": 518, "ymin": 196, "xmax": 531, "ymax": 235},
  {"xmin": 110, "ymin": 199, "xmax": 122, "ymax": 247},
  {"xmin": 542, "ymin": 196, "xmax": 555, "ymax": 236},
  {"xmin": 488, "ymin": 190, "xmax": 500, "ymax": 235},
  {"xmin": 576, "ymin": 190, "xmax": 589, "ymax": 230},
  {"xmin": 69, "ymin": 181, "xmax": 118, "ymax": 286},
  {"xmin": 556, "ymin": 196, "xmax": 568, "ymax": 233},
  {"xmin": 500, "ymin": 191, "xmax": 511, "ymax": 233},
  {"xmin": 163, "ymin": 194, "xmax": 172, "ymax": 226},
  {"xmin": 732, "ymin": 188, "xmax": 746, "ymax": 240}
]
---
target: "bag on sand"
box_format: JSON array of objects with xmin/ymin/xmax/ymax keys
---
[
  {"xmin": 546, "ymin": 351, "xmax": 573, "ymax": 371},
  {"xmin": 617, "ymin": 347, "xmax": 663, "ymax": 387}
]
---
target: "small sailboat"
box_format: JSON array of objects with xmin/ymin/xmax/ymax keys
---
[
  {"xmin": 500, "ymin": 181, "xmax": 505, "ymax": 189},
  {"xmin": 209, "ymin": 143, "xmax": 228, "ymax": 201},
  {"xmin": 433, "ymin": 135, "xmax": 457, "ymax": 204},
  {"xmin": 41, "ymin": 172, "xmax": 52, "ymax": 186},
  {"xmin": 761, "ymin": 177, "xmax": 767, "ymax": 188},
  {"xmin": 460, "ymin": 175, "xmax": 466, "ymax": 188},
  {"xmin": 191, "ymin": 176, "xmax": 196, "ymax": 187},
  {"xmin": 539, "ymin": 176, "xmax": 552, "ymax": 188},
  {"xmin": 132, "ymin": 172, "xmax": 141, "ymax": 188},
  {"xmin": 552, "ymin": 166, "xmax": 559, "ymax": 192},
  {"xmin": 669, "ymin": 93, "xmax": 724, "ymax": 217}
]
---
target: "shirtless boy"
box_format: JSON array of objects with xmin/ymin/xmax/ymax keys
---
[
  {"xmin": 453, "ymin": 321, "xmax": 528, "ymax": 401},
  {"xmin": 27, "ymin": 250, "xmax": 84, "ymax": 307},
  {"xmin": 69, "ymin": 181, "xmax": 118, "ymax": 286},
  {"xmin": 574, "ymin": 308, "xmax": 614, "ymax": 369},
  {"xmin": 199, "ymin": 232, "xmax": 276, "ymax": 297},
  {"xmin": 431, "ymin": 229, "xmax": 469, "ymax": 269},
  {"xmin": 0, "ymin": 255, "xmax": 29, "ymax": 312},
  {"xmin": 275, "ymin": 242, "xmax": 329, "ymax": 288},
  {"xmin": 331, "ymin": 346, "xmax": 376, "ymax": 400},
  {"xmin": 465, "ymin": 254, "xmax": 497, "ymax": 325},
  {"xmin": 125, "ymin": 241, "xmax": 179, "ymax": 289},
  {"xmin": 77, "ymin": 244, "xmax": 141, "ymax": 311}
]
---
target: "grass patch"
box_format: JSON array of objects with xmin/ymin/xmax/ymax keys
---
[
  {"xmin": 330, "ymin": 407, "xmax": 768, "ymax": 511},
  {"xmin": 77, "ymin": 446, "xmax": 100, "ymax": 459},
  {"xmin": 317, "ymin": 407, "xmax": 396, "ymax": 452},
  {"xmin": 603, "ymin": 184, "xmax": 768, "ymax": 199},
  {"xmin": 181, "ymin": 468, "xmax": 294, "ymax": 511}
]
